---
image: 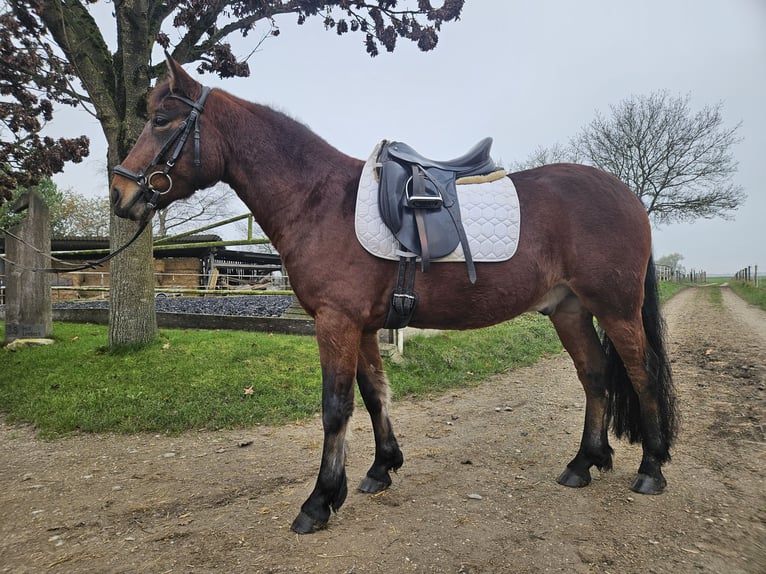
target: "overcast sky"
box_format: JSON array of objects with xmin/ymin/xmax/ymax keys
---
[{"xmin": 53, "ymin": 0, "xmax": 765, "ymax": 275}]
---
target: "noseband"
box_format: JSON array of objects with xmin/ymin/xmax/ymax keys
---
[{"xmin": 113, "ymin": 85, "xmax": 212, "ymax": 219}]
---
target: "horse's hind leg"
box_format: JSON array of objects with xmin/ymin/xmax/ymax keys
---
[
  {"xmin": 598, "ymin": 311, "xmax": 676, "ymax": 495},
  {"xmin": 356, "ymin": 331, "xmax": 404, "ymax": 493},
  {"xmin": 548, "ymin": 296, "xmax": 614, "ymax": 487}
]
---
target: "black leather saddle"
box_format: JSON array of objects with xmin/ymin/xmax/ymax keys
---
[
  {"xmin": 383, "ymin": 138, "xmax": 496, "ymax": 176},
  {"xmin": 375, "ymin": 138, "xmax": 498, "ymax": 328},
  {"xmin": 377, "ymin": 137, "xmax": 497, "ymax": 279}
]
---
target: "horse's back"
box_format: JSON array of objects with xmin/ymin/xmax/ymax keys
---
[
  {"xmin": 407, "ymin": 164, "xmax": 651, "ymax": 328},
  {"xmin": 510, "ymin": 163, "xmax": 651, "ymax": 258},
  {"xmin": 511, "ymin": 163, "xmax": 647, "ymax": 221}
]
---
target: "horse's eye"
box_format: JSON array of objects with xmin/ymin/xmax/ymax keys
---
[{"xmin": 152, "ymin": 116, "xmax": 170, "ymax": 128}]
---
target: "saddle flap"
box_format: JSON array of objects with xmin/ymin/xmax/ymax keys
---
[
  {"xmin": 376, "ymin": 143, "xmax": 461, "ymax": 258},
  {"xmin": 378, "ymin": 158, "xmax": 408, "ymax": 233}
]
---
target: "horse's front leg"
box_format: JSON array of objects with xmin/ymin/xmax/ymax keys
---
[
  {"xmin": 356, "ymin": 331, "xmax": 404, "ymax": 493},
  {"xmin": 291, "ymin": 312, "xmax": 361, "ymax": 534}
]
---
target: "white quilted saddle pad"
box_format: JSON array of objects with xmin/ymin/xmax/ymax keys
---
[{"xmin": 355, "ymin": 141, "xmax": 521, "ymax": 262}]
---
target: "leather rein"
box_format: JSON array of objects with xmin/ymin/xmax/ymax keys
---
[{"xmin": 1, "ymin": 86, "xmax": 212, "ymax": 274}]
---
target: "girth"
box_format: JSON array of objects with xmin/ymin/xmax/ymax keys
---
[{"xmin": 375, "ymin": 138, "xmax": 498, "ymax": 328}]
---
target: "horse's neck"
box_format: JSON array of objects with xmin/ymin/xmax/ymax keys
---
[{"xmin": 218, "ymin": 99, "xmax": 362, "ymax": 258}]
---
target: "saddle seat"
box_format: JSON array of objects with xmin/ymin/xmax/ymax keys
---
[{"xmin": 384, "ymin": 137, "xmax": 496, "ymax": 179}]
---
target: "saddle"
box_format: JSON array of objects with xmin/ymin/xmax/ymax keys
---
[{"xmin": 375, "ymin": 138, "xmax": 499, "ymax": 328}]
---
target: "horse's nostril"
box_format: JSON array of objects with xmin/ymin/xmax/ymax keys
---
[{"xmin": 110, "ymin": 187, "xmax": 121, "ymax": 205}]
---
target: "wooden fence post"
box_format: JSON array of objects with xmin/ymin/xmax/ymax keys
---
[{"xmin": 4, "ymin": 189, "xmax": 52, "ymax": 343}]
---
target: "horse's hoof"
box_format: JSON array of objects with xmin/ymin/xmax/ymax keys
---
[
  {"xmin": 358, "ymin": 475, "xmax": 390, "ymax": 494},
  {"xmin": 290, "ymin": 511, "xmax": 327, "ymax": 534},
  {"xmin": 557, "ymin": 467, "xmax": 591, "ymax": 488},
  {"xmin": 630, "ymin": 473, "xmax": 667, "ymax": 495}
]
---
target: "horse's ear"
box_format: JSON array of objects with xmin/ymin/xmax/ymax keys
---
[{"xmin": 164, "ymin": 51, "xmax": 199, "ymax": 97}]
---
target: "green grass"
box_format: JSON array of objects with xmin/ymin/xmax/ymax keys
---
[
  {"xmin": 728, "ymin": 280, "xmax": 766, "ymax": 311},
  {"xmin": 387, "ymin": 314, "xmax": 562, "ymax": 397},
  {"xmin": 0, "ymin": 316, "xmax": 561, "ymax": 437},
  {"xmin": 707, "ymin": 284, "xmax": 723, "ymax": 307},
  {"xmin": 657, "ymin": 281, "xmax": 686, "ymax": 301},
  {"xmin": 0, "ymin": 323, "xmax": 323, "ymax": 437},
  {"xmin": 0, "ymin": 279, "xmax": 686, "ymax": 438}
]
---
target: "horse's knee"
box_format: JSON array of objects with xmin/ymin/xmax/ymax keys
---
[{"xmin": 322, "ymin": 392, "xmax": 354, "ymax": 433}]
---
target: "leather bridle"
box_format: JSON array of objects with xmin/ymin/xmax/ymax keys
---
[
  {"xmin": 0, "ymin": 85, "xmax": 215, "ymax": 274},
  {"xmin": 113, "ymin": 85, "xmax": 212, "ymax": 222}
]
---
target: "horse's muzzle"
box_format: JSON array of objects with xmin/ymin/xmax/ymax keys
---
[{"xmin": 110, "ymin": 184, "xmax": 153, "ymax": 221}]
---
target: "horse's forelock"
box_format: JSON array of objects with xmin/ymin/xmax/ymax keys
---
[
  {"xmin": 148, "ymin": 80, "xmax": 173, "ymax": 112},
  {"xmin": 147, "ymin": 77, "xmax": 202, "ymax": 113}
]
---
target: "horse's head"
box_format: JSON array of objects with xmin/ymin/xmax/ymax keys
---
[{"xmin": 110, "ymin": 55, "xmax": 223, "ymax": 222}]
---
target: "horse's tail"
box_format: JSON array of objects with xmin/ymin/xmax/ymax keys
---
[{"xmin": 602, "ymin": 256, "xmax": 678, "ymax": 460}]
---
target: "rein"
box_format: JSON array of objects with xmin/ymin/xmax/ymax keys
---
[
  {"xmin": 0, "ymin": 85, "xmax": 213, "ymax": 275},
  {"xmin": 1, "ymin": 219, "xmax": 149, "ymax": 274}
]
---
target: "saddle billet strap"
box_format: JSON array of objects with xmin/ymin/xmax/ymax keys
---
[
  {"xmin": 410, "ymin": 164, "xmax": 433, "ymax": 273},
  {"xmin": 384, "ymin": 255, "xmax": 418, "ymax": 329},
  {"xmin": 414, "ymin": 209, "xmax": 430, "ymax": 272},
  {"xmin": 409, "ymin": 164, "xmax": 476, "ymax": 282},
  {"xmin": 445, "ymin": 200, "xmax": 477, "ymax": 284}
]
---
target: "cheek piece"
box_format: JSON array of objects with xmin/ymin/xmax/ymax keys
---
[{"xmin": 113, "ymin": 86, "xmax": 212, "ymax": 221}]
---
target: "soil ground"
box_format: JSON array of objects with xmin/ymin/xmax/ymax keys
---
[{"xmin": 1, "ymin": 286, "xmax": 764, "ymax": 573}]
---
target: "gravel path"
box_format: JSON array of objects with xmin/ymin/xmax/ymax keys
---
[{"xmin": 48, "ymin": 294, "xmax": 294, "ymax": 318}]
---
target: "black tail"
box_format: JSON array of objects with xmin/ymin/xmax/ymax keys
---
[{"xmin": 602, "ymin": 256, "xmax": 678, "ymax": 460}]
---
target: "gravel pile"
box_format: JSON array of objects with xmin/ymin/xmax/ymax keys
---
[{"xmin": 49, "ymin": 295, "xmax": 293, "ymax": 318}]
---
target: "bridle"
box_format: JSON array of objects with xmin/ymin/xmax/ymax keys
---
[
  {"xmin": 0, "ymin": 85, "xmax": 213, "ymax": 274},
  {"xmin": 113, "ymin": 85, "xmax": 212, "ymax": 221}
]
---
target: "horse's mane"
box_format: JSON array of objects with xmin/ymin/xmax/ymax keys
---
[{"xmin": 149, "ymin": 78, "xmax": 334, "ymax": 154}]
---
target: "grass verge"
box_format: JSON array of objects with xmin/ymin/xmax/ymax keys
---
[
  {"xmin": 0, "ymin": 280, "xmax": 686, "ymax": 438},
  {"xmin": 0, "ymin": 315, "xmax": 561, "ymax": 437},
  {"xmin": 728, "ymin": 280, "xmax": 766, "ymax": 312}
]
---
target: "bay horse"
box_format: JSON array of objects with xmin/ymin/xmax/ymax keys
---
[{"xmin": 110, "ymin": 56, "xmax": 678, "ymax": 534}]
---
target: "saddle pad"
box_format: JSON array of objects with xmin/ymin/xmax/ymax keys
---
[{"xmin": 355, "ymin": 141, "xmax": 521, "ymax": 263}]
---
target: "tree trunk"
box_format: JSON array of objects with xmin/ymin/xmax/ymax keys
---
[
  {"xmin": 108, "ymin": 0, "xmax": 157, "ymax": 346},
  {"xmin": 36, "ymin": 0, "xmax": 157, "ymax": 346},
  {"xmin": 108, "ymin": 206, "xmax": 157, "ymax": 346}
]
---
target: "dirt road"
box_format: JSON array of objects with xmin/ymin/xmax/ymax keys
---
[{"xmin": 1, "ymin": 286, "xmax": 764, "ymax": 573}]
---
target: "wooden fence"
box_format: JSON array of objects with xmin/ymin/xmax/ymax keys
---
[
  {"xmin": 735, "ymin": 265, "xmax": 759, "ymax": 287},
  {"xmin": 655, "ymin": 264, "xmax": 707, "ymax": 283}
]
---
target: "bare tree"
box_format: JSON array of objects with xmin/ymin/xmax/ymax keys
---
[
  {"xmin": 572, "ymin": 91, "xmax": 745, "ymax": 224},
  {"xmin": 510, "ymin": 142, "xmax": 578, "ymax": 172},
  {"xmin": 656, "ymin": 252, "xmax": 685, "ymax": 276},
  {"xmin": 154, "ymin": 185, "xmax": 236, "ymax": 238},
  {"xmin": 55, "ymin": 190, "xmax": 111, "ymax": 237}
]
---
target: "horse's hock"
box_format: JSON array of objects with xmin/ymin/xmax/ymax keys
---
[{"xmin": 3, "ymin": 190, "xmax": 52, "ymax": 344}]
